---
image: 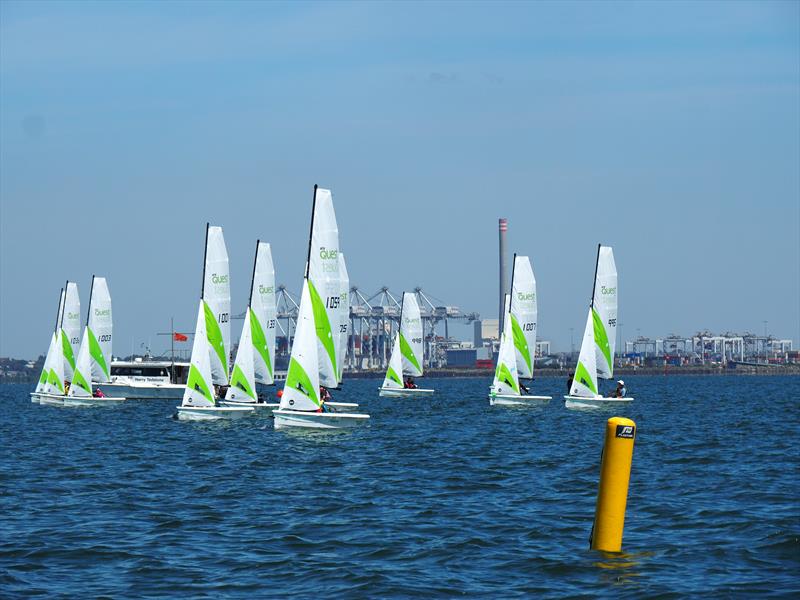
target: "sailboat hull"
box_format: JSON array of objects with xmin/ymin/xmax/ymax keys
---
[
  {"xmin": 175, "ymin": 405, "xmax": 255, "ymax": 420},
  {"xmin": 273, "ymin": 409, "xmax": 370, "ymax": 429},
  {"xmin": 218, "ymin": 399, "xmax": 279, "ymax": 410},
  {"xmin": 489, "ymin": 393, "xmax": 551, "ymax": 406},
  {"xmin": 63, "ymin": 396, "xmax": 126, "ymax": 407},
  {"xmin": 564, "ymin": 395, "xmax": 634, "ymax": 409},
  {"xmin": 34, "ymin": 392, "xmax": 66, "ymax": 406},
  {"xmin": 378, "ymin": 387, "xmax": 435, "ymax": 398}
]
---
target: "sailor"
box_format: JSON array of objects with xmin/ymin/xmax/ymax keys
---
[
  {"xmin": 317, "ymin": 386, "xmax": 332, "ymax": 413},
  {"xmin": 93, "ymin": 387, "xmax": 105, "ymax": 398},
  {"xmin": 566, "ymin": 372, "xmax": 574, "ymax": 393},
  {"xmin": 609, "ymin": 380, "xmax": 626, "ymax": 398},
  {"xmin": 519, "ymin": 380, "xmax": 529, "ymax": 395},
  {"xmin": 404, "ymin": 377, "xmax": 418, "ymax": 389}
]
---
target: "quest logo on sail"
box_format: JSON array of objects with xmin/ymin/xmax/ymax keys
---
[
  {"xmin": 211, "ymin": 273, "xmax": 228, "ymax": 285},
  {"xmin": 600, "ymin": 286, "xmax": 617, "ymax": 295}
]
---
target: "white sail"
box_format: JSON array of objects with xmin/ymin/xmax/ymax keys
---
[
  {"xmin": 36, "ymin": 333, "xmax": 57, "ymax": 393},
  {"xmin": 400, "ymin": 292, "xmax": 424, "ymax": 377},
  {"xmin": 249, "ymin": 241, "xmax": 276, "ymax": 385},
  {"xmin": 492, "ymin": 295, "xmax": 520, "ymax": 396},
  {"xmin": 510, "ymin": 255, "xmax": 538, "ymax": 379},
  {"xmin": 182, "ymin": 300, "xmax": 216, "ymax": 407},
  {"xmin": 592, "ymin": 246, "xmax": 618, "ymax": 379},
  {"xmin": 571, "ymin": 308, "xmax": 599, "ymax": 398},
  {"xmin": 336, "ymin": 252, "xmax": 350, "ymax": 384},
  {"xmin": 382, "ymin": 333, "xmax": 404, "ymax": 390},
  {"xmin": 307, "ymin": 187, "xmax": 341, "ymax": 387},
  {"xmin": 226, "ymin": 311, "xmax": 257, "ymax": 402},
  {"xmin": 36, "ymin": 288, "xmax": 65, "ymax": 393},
  {"xmin": 68, "ymin": 327, "xmax": 94, "ymax": 398},
  {"xmin": 202, "ymin": 225, "xmax": 231, "ymax": 385},
  {"xmin": 87, "ymin": 276, "xmax": 113, "ymax": 383},
  {"xmin": 280, "ymin": 279, "xmax": 320, "ymax": 411},
  {"xmin": 61, "ymin": 282, "xmax": 81, "ymax": 380},
  {"xmin": 45, "ymin": 327, "xmax": 66, "ymax": 395}
]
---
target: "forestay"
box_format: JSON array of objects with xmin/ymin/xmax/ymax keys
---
[
  {"xmin": 61, "ymin": 282, "xmax": 81, "ymax": 380},
  {"xmin": 249, "ymin": 241, "xmax": 276, "ymax": 385},
  {"xmin": 571, "ymin": 309, "xmax": 599, "ymax": 398},
  {"xmin": 336, "ymin": 252, "xmax": 350, "ymax": 384},
  {"xmin": 307, "ymin": 187, "xmax": 341, "ymax": 387},
  {"xmin": 280, "ymin": 279, "xmax": 320, "ymax": 411},
  {"xmin": 226, "ymin": 311, "xmax": 257, "ymax": 402},
  {"xmin": 68, "ymin": 327, "xmax": 94, "ymax": 398},
  {"xmin": 492, "ymin": 295, "xmax": 520, "ymax": 396},
  {"xmin": 202, "ymin": 225, "xmax": 231, "ymax": 385},
  {"xmin": 182, "ymin": 300, "xmax": 216, "ymax": 407},
  {"xmin": 510, "ymin": 255, "xmax": 538, "ymax": 379},
  {"xmin": 382, "ymin": 333, "xmax": 404, "ymax": 390},
  {"xmin": 592, "ymin": 246, "xmax": 617, "ymax": 379},
  {"xmin": 400, "ymin": 292, "xmax": 424, "ymax": 377},
  {"xmin": 87, "ymin": 276, "xmax": 113, "ymax": 383}
]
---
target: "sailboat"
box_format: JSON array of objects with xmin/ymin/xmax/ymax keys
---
[
  {"xmin": 36, "ymin": 282, "xmax": 80, "ymax": 406},
  {"xmin": 564, "ymin": 245, "xmax": 633, "ymax": 408},
  {"xmin": 220, "ymin": 241, "xmax": 279, "ymax": 410},
  {"xmin": 273, "ymin": 186, "xmax": 369, "ymax": 429},
  {"xmin": 176, "ymin": 225, "xmax": 254, "ymax": 420},
  {"xmin": 379, "ymin": 292, "xmax": 434, "ymax": 397},
  {"xmin": 30, "ymin": 287, "xmax": 64, "ymax": 404},
  {"xmin": 489, "ymin": 255, "xmax": 551, "ymax": 405},
  {"xmin": 63, "ymin": 276, "xmax": 126, "ymax": 406}
]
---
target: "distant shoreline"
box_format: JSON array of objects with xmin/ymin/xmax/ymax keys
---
[{"xmin": 343, "ymin": 364, "xmax": 800, "ymax": 379}]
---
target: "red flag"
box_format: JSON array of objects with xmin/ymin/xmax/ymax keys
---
[{"xmin": 173, "ymin": 332, "xmax": 188, "ymax": 342}]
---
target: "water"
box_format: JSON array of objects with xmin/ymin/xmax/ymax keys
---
[{"xmin": 1, "ymin": 376, "xmax": 798, "ymax": 597}]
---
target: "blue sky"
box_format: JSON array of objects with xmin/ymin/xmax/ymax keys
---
[{"xmin": 1, "ymin": 0, "xmax": 798, "ymax": 358}]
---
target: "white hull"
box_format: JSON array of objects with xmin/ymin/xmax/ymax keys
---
[
  {"xmin": 175, "ymin": 405, "xmax": 255, "ymax": 420},
  {"xmin": 218, "ymin": 400, "xmax": 279, "ymax": 410},
  {"xmin": 63, "ymin": 395, "xmax": 126, "ymax": 407},
  {"xmin": 378, "ymin": 387, "xmax": 435, "ymax": 398},
  {"xmin": 30, "ymin": 392, "xmax": 41, "ymax": 403},
  {"xmin": 489, "ymin": 393, "xmax": 552, "ymax": 406},
  {"xmin": 103, "ymin": 380, "xmax": 184, "ymax": 400},
  {"xmin": 564, "ymin": 395, "xmax": 634, "ymax": 409},
  {"xmin": 273, "ymin": 409, "xmax": 370, "ymax": 430},
  {"xmin": 324, "ymin": 401, "xmax": 359, "ymax": 412},
  {"xmin": 34, "ymin": 392, "xmax": 66, "ymax": 406}
]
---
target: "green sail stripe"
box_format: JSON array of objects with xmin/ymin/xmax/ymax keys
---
[
  {"xmin": 574, "ymin": 360, "xmax": 597, "ymax": 395},
  {"xmin": 87, "ymin": 327, "xmax": 109, "ymax": 380},
  {"xmin": 495, "ymin": 362, "xmax": 520, "ymax": 394},
  {"xmin": 47, "ymin": 368, "xmax": 64, "ymax": 393},
  {"xmin": 230, "ymin": 364, "xmax": 256, "ymax": 399},
  {"xmin": 307, "ymin": 280, "xmax": 337, "ymax": 377},
  {"xmin": 203, "ymin": 300, "xmax": 228, "ymax": 378},
  {"xmin": 285, "ymin": 357, "xmax": 319, "ymax": 406},
  {"xmin": 386, "ymin": 366, "xmax": 403, "ymax": 387},
  {"xmin": 38, "ymin": 368, "xmax": 48, "ymax": 385},
  {"xmin": 592, "ymin": 308, "xmax": 613, "ymax": 375},
  {"xmin": 399, "ymin": 333, "xmax": 421, "ymax": 374},
  {"xmin": 61, "ymin": 330, "xmax": 76, "ymax": 370},
  {"xmin": 249, "ymin": 309, "xmax": 273, "ymax": 377},
  {"xmin": 510, "ymin": 314, "xmax": 532, "ymax": 374},
  {"xmin": 187, "ymin": 364, "xmax": 214, "ymax": 404},
  {"xmin": 72, "ymin": 368, "xmax": 92, "ymax": 395}
]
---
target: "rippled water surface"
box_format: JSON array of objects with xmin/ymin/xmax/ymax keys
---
[{"xmin": 1, "ymin": 376, "xmax": 799, "ymax": 597}]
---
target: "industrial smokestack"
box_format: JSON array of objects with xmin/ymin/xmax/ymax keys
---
[{"xmin": 499, "ymin": 218, "xmax": 508, "ymax": 330}]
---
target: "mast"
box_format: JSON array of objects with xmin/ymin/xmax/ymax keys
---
[
  {"xmin": 249, "ymin": 239, "xmax": 259, "ymax": 309},
  {"xmin": 54, "ymin": 287, "xmax": 64, "ymax": 334},
  {"xmin": 200, "ymin": 222, "xmax": 209, "ymax": 299},
  {"xmin": 590, "ymin": 243, "xmax": 601, "ymax": 308},
  {"xmin": 87, "ymin": 275, "xmax": 95, "ymax": 324},
  {"xmin": 305, "ymin": 185, "xmax": 318, "ymax": 279},
  {"xmin": 61, "ymin": 280, "xmax": 69, "ymax": 328}
]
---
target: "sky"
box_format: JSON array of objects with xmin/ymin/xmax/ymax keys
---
[{"xmin": 1, "ymin": 0, "xmax": 798, "ymax": 359}]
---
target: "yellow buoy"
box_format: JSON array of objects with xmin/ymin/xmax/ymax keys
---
[{"xmin": 591, "ymin": 416, "xmax": 636, "ymax": 552}]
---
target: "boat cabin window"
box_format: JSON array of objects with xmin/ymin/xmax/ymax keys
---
[{"xmin": 111, "ymin": 366, "xmax": 169, "ymax": 377}]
